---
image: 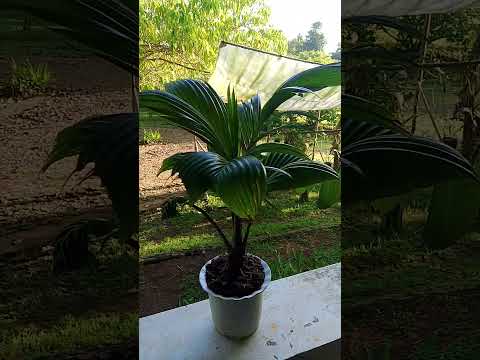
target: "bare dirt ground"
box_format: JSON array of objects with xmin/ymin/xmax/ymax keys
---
[
  {"xmin": 139, "ymin": 128, "xmax": 209, "ymax": 317},
  {"xmin": 139, "ymin": 128, "xmax": 196, "ymax": 204},
  {"xmin": 140, "ymin": 249, "xmax": 217, "ymax": 316}
]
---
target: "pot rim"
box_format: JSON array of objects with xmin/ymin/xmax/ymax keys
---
[{"xmin": 199, "ymin": 253, "xmax": 271, "ymax": 301}]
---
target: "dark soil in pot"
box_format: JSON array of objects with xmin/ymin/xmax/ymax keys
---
[{"xmin": 206, "ymin": 254, "xmax": 265, "ymax": 297}]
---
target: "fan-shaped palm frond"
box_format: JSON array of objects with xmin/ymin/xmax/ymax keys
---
[
  {"xmin": 142, "ymin": 67, "xmax": 340, "ymax": 273},
  {"xmin": 261, "ymin": 63, "xmax": 341, "ymax": 123},
  {"xmin": 42, "ymin": 113, "xmax": 138, "ymax": 244},
  {"xmin": 341, "ymin": 97, "xmax": 478, "ymax": 202},
  {"xmin": 341, "ymin": 96, "xmax": 480, "ymax": 248},
  {"xmin": 2, "ymin": 0, "xmax": 138, "ymax": 73},
  {"xmin": 142, "ymin": 78, "xmax": 339, "ymax": 220}
]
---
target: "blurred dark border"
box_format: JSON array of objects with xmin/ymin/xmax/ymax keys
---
[
  {"xmin": 0, "ymin": 2, "xmax": 139, "ymax": 359},
  {"xmin": 341, "ymin": 1, "xmax": 480, "ymax": 359}
]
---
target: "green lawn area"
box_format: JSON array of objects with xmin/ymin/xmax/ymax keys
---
[
  {"xmin": 0, "ymin": 312, "xmax": 137, "ymax": 360},
  {"xmin": 342, "ymin": 208, "xmax": 480, "ymax": 359},
  {"xmin": 140, "ymin": 191, "xmax": 341, "ymax": 306},
  {"xmin": 179, "ymin": 242, "xmax": 340, "ymax": 306},
  {"xmin": 0, "ymin": 240, "xmax": 138, "ymax": 360}
]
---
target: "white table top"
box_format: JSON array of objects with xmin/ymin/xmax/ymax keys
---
[{"xmin": 140, "ymin": 263, "xmax": 341, "ymax": 360}]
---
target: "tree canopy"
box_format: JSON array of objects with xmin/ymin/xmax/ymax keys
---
[
  {"xmin": 288, "ymin": 21, "xmax": 327, "ymax": 53},
  {"xmin": 140, "ymin": 0, "xmax": 288, "ymax": 90},
  {"xmin": 287, "ymin": 21, "xmax": 334, "ymax": 64}
]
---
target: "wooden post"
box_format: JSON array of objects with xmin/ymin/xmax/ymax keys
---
[
  {"xmin": 411, "ymin": 14, "xmax": 432, "ymax": 135},
  {"xmin": 311, "ymin": 110, "xmax": 320, "ymax": 160},
  {"xmin": 23, "ymin": 15, "xmax": 32, "ymax": 32},
  {"xmin": 132, "ymin": 74, "xmax": 142, "ymax": 143}
]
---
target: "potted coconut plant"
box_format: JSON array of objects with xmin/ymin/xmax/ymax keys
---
[{"xmin": 140, "ymin": 64, "xmax": 340, "ymax": 338}]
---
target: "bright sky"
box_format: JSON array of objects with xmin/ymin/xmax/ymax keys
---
[{"xmin": 265, "ymin": 0, "xmax": 341, "ymax": 53}]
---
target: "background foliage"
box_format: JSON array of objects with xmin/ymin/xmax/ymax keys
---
[
  {"xmin": 139, "ymin": 0, "xmax": 288, "ymax": 90},
  {"xmin": 287, "ymin": 21, "xmax": 336, "ymax": 64}
]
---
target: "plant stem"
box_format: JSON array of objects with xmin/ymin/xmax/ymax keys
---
[
  {"xmin": 191, "ymin": 204, "xmax": 232, "ymax": 251},
  {"xmin": 243, "ymin": 221, "xmax": 252, "ymax": 249},
  {"xmin": 229, "ymin": 213, "xmax": 245, "ymax": 277},
  {"xmin": 232, "ymin": 214, "xmax": 243, "ymax": 249}
]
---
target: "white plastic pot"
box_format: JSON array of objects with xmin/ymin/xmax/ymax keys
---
[{"xmin": 199, "ymin": 254, "xmax": 271, "ymax": 339}]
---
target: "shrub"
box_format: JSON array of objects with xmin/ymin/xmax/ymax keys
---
[
  {"xmin": 9, "ymin": 58, "xmax": 51, "ymax": 97},
  {"xmin": 142, "ymin": 129, "xmax": 162, "ymax": 144}
]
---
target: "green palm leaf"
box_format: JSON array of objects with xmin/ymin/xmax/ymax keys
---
[
  {"xmin": 262, "ymin": 153, "xmax": 338, "ymax": 191},
  {"xmin": 160, "ymin": 153, "xmax": 267, "ymax": 219},
  {"xmin": 342, "ymin": 95, "xmax": 478, "ymax": 203},
  {"xmin": 342, "ymin": 135, "xmax": 478, "ymax": 202},
  {"xmin": 261, "ymin": 63, "xmax": 340, "ymax": 122},
  {"xmin": 342, "ymin": 117, "xmax": 396, "ymax": 147},
  {"xmin": 424, "ymin": 179, "xmax": 480, "ymax": 249},
  {"xmin": 2, "ymin": 0, "xmax": 138, "ymax": 74},
  {"xmin": 215, "ymin": 156, "xmax": 267, "ymax": 219},
  {"xmin": 342, "ymin": 95, "xmax": 408, "ymax": 135},
  {"xmin": 160, "ymin": 152, "xmax": 226, "ymax": 202},
  {"xmin": 5, "ymin": 1, "xmax": 140, "ymax": 246},
  {"xmin": 141, "ymin": 90, "xmax": 223, "ymax": 152},
  {"xmin": 42, "ymin": 113, "xmax": 138, "ymax": 242},
  {"xmin": 238, "ymin": 95, "xmax": 262, "ymax": 151},
  {"xmin": 247, "ymin": 142, "xmax": 308, "ymax": 159},
  {"xmin": 166, "ymin": 80, "xmax": 230, "ymax": 147},
  {"xmin": 141, "ymin": 80, "xmax": 242, "ymax": 159},
  {"xmin": 316, "ymin": 178, "xmax": 341, "ymax": 209}
]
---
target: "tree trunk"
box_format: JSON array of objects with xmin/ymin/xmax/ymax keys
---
[
  {"xmin": 23, "ymin": 15, "xmax": 32, "ymax": 32},
  {"xmin": 381, "ymin": 205, "xmax": 404, "ymax": 236},
  {"xmin": 461, "ymin": 86, "xmax": 475, "ymax": 162}
]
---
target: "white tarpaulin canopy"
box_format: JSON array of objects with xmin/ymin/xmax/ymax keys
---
[
  {"xmin": 208, "ymin": 42, "xmax": 341, "ymax": 111},
  {"xmin": 342, "ymin": 0, "xmax": 480, "ymax": 17}
]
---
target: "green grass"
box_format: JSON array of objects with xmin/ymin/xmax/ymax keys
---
[
  {"xmin": 141, "ymin": 192, "xmax": 341, "ymax": 307},
  {"xmin": 140, "ymin": 214, "xmax": 339, "ymax": 257},
  {"xmin": 140, "ymin": 193, "xmax": 340, "ymax": 257},
  {"xmin": 413, "ymin": 334, "xmax": 480, "ymax": 360},
  {"xmin": 0, "ymin": 312, "xmax": 137, "ymax": 360},
  {"xmin": 179, "ymin": 244, "xmax": 341, "ymax": 306},
  {"xmin": 268, "ymin": 245, "xmax": 340, "ymax": 279},
  {"xmin": 141, "ymin": 233, "xmax": 217, "ymax": 257},
  {"xmin": 0, "ymin": 239, "xmax": 137, "ymax": 329},
  {"xmin": 343, "ymin": 233, "xmax": 480, "ymax": 305}
]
